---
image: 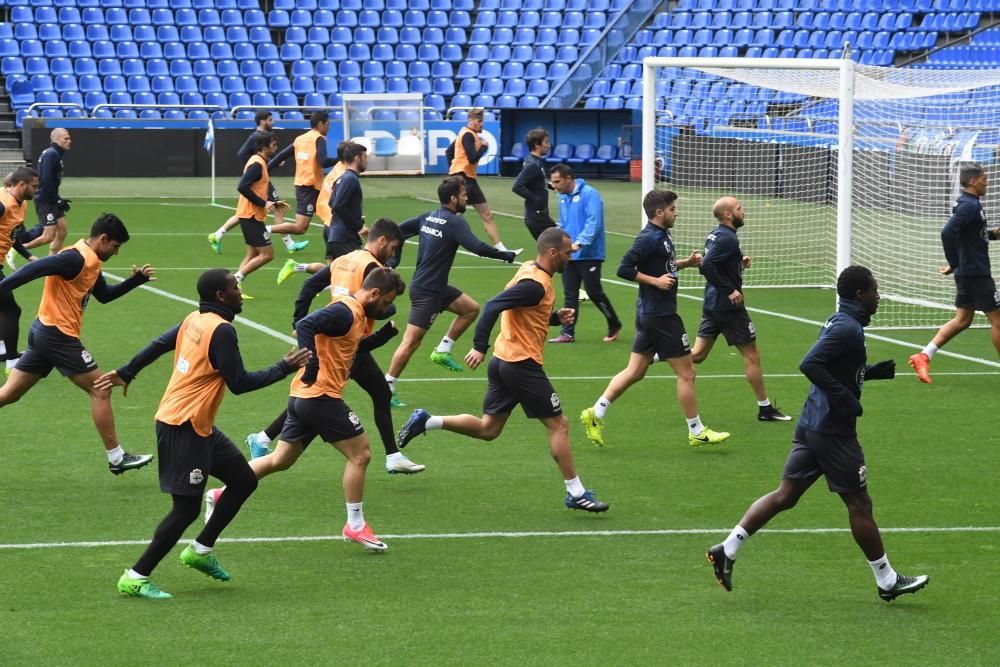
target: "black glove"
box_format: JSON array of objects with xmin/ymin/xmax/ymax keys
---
[
  {"xmin": 866, "ymin": 359, "xmax": 896, "ymax": 381},
  {"xmin": 377, "ymin": 320, "xmax": 399, "ymax": 341},
  {"xmin": 57, "ymin": 198, "xmax": 71, "ymax": 213},
  {"xmin": 502, "ymin": 251, "xmax": 517, "ymax": 263}
]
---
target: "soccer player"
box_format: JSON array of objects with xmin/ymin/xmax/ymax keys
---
[
  {"xmin": 0, "ymin": 213, "xmax": 155, "ymax": 473},
  {"xmin": 207, "ymin": 110, "xmax": 309, "ymax": 255},
  {"xmin": 511, "ymin": 128, "xmax": 556, "ymax": 240},
  {"xmin": 246, "ymin": 218, "xmax": 426, "ymax": 474},
  {"xmin": 909, "ymin": 162, "xmax": 1000, "ymax": 383},
  {"xmin": 0, "ymin": 167, "xmax": 38, "ymax": 374},
  {"xmin": 208, "ymin": 268, "xmax": 407, "ymax": 553},
  {"xmin": 384, "ymin": 176, "xmax": 516, "ymax": 407},
  {"xmin": 270, "ymin": 111, "xmax": 337, "ymax": 238},
  {"xmin": 546, "ymin": 163, "xmax": 623, "ymax": 343},
  {"xmin": 232, "ymin": 132, "xmax": 288, "ymax": 298},
  {"xmin": 397, "ymin": 228, "xmax": 609, "ymax": 513},
  {"xmin": 100, "ymin": 269, "xmax": 311, "ymax": 599},
  {"xmin": 690, "ymin": 196, "xmax": 790, "ymax": 422},
  {"xmin": 20, "ymin": 128, "xmax": 72, "ymax": 255},
  {"xmin": 324, "ymin": 141, "xmax": 369, "ymax": 260},
  {"xmin": 707, "ymin": 265, "xmax": 929, "ymax": 602},
  {"xmin": 276, "ymin": 141, "xmax": 352, "ymax": 285},
  {"xmin": 447, "ymin": 107, "xmax": 519, "ymax": 254},
  {"xmin": 580, "ymin": 190, "xmax": 730, "ymax": 448}
]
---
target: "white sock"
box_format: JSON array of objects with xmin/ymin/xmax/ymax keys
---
[
  {"xmin": 0, "ymin": 341, "xmax": 5, "ymax": 355},
  {"xmin": 652, "ymin": 353, "xmax": 660, "ymax": 363},
  {"xmin": 436, "ymin": 336, "xmax": 455, "ymax": 353},
  {"xmin": 722, "ymin": 525, "xmax": 750, "ymax": 560},
  {"xmin": 564, "ymin": 476, "xmax": 586, "ymax": 498},
  {"xmin": 254, "ymin": 431, "xmax": 271, "ymax": 446},
  {"xmin": 214, "ymin": 226, "xmax": 227, "ymax": 238},
  {"xmin": 234, "ymin": 271, "xmax": 244, "ymax": 283},
  {"xmin": 191, "ymin": 540, "xmax": 213, "ymax": 555},
  {"xmin": 346, "ymin": 502, "xmax": 365, "ymax": 531},
  {"xmin": 282, "ymin": 234, "xmax": 296, "ymax": 249},
  {"xmin": 495, "ymin": 241, "xmax": 509, "ymax": 252},
  {"xmin": 687, "ymin": 415, "xmax": 704, "ymax": 436},
  {"xmin": 426, "ymin": 415, "xmax": 444, "ymax": 430},
  {"xmin": 107, "ymin": 445, "xmax": 124, "ymax": 465},
  {"xmin": 385, "ymin": 374, "xmax": 397, "ymax": 391},
  {"xmin": 757, "ymin": 399, "xmax": 771, "ymax": 407},
  {"xmin": 386, "ymin": 452, "xmax": 403, "ymax": 464},
  {"xmin": 295, "ymin": 263, "xmax": 308, "ymax": 272},
  {"xmin": 868, "ymin": 554, "xmax": 898, "ymax": 590},
  {"xmin": 5, "ymin": 358, "xmax": 16, "ymax": 370},
  {"xmin": 126, "ymin": 568, "xmax": 148, "ymax": 580},
  {"xmin": 922, "ymin": 342, "xmax": 939, "ymax": 359},
  {"xmin": 594, "ymin": 396, "xmax": 612, "ymax": 419}
]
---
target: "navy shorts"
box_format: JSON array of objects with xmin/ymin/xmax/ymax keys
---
[
  {"xmin": 453, "ymin": 174, "xmax": 487, "ymax": 206},
  {"xmin": 325, "ymin": 238, "xmax": 359, "ymax": 261},
  {"xmin": 155, "ymin": 420, "xmax": 247, "ymax": 496},
  {"xmin": 238, "ymin": 217, "xmax": 271, "ymax": 247},
  {"xmin": 35, "ymin": 200, "xmax": 63, "ymax": 227},
  {"xmin": 632, "ymin": 313, "xmax": 691, "ymax": 359},
  {"xmin": 295, "ymin": 185, "xmax": 319, "ymax": 217},
  {"xmin": 482, "ymin": 357, "xmax": 562, "ymax": 419},
  {"xmin": 279, "ymin": 396, "xmax": 364, "ymax": 448},
  {"xmin": 954, "ymin": 275, "xmax": 1000, "ymax": 313},
  {"xmin": 783, "ymin": 426, "xmax": 868, "ymax": 494},
  {"xmin": 696, "ymin": 308, "xmax": 757, "ymax": 347},
  {"xmin": 407, "ymin": 285, "xmax": 463, "ymax": 329},
  {"xmin": 16, "ymin": 321, "xmax": 98, "ymax": 377}
]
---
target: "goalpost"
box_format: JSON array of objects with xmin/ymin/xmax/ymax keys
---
[{"xmin": 642, "ymin": 56, "xmax": 1000, "ymax": 329}]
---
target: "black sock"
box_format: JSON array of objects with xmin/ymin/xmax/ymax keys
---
[
  {"xmin": 195, "ymin": 458, "xmax": 258, "ymax": 548},
  {"xmin": 264, "ymin": 410, "xmax": 287, "ymax": 441},
  {"xmin": 132, "ymin": 494, "xmax": 201, "ymax": 577}
]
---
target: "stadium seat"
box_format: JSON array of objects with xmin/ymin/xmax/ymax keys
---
[{"xmin": 546, "ymin": 142, "xmax": 574, "ymax": 164}]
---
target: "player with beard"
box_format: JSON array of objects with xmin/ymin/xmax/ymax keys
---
[{"xmin": 690, "ymin": 196, "xmax": 790, "ymax": 422}]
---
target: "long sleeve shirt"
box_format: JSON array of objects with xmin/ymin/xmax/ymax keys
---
[
  {"xmin": 511, "ymin": 153, "xmax": 551, "ymax": 223},
  {"xmin": 236, "ymin": 130, "xmax": 262, "ymax": 169},
  {"xmin": 796, "ymin": 299, "xmax": 876, "ymax": 437},
  {"xmin": 0, "ymin": 249, "xmax": 148, "ymax": 303},
  {"xmin": 35, "ymin": 143, "xmax": 65, "ymax": 204},
  {"xmin": 398, "ymin": 207, "xmax": 515, "ymax": 294},
  {"xmin": 296, "ymin": 302, "xmax": 397, "ymax": 384},
  {"xmin": 236, "ymin": 162, "xmax": 268, "ymax": 208},
  {"xmin": 557, "ymin": 178, "xmax": 605, "ymax": 261},
  {"xmin": 327, "ymin": 169, "xmax": 364, "ymax": 246},
  {"xmin": 291, "ymin": 259, "xmax": 396, "ymax": 328},
  {"xmin": 699, "ymin": 224, "xmax": 744, "ymax": 312},
  {"xmin": 472, "ymin": 279, "xmax": 560, "ymax": 354},
  {"xmin": 616, "ymin": 222, "xmax": 679, "ymax": 317},
  {"xmin": 941, "ymin": 191, "xmax": 995, "ymax": 277},
  {"xmin": 115, "ymin": 302, "xmax": 294, "ymax": 393}
]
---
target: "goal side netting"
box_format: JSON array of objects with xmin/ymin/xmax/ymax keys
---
[{"xmin": 642, "ymin": 57, "xmax": 1000, "ymax": 329}]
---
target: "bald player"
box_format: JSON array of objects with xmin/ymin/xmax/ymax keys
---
[
  {"xmin": 690, "ymin": 196, "xmax": 791, "ymax": 422},
  {"xmin": 397, "ymin": 228, "xmax": 609, "ymax": 514},
  {"xmin": 21, "ymin": 128, "xmax": 72, "ymax": 255}
]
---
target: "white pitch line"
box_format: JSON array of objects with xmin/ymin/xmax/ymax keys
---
[{"xmin": 2, "ymin": 525, "xmax": 996, "ymax": 550}]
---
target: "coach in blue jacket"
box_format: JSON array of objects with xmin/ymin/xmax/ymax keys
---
[{"xmin": 548, "ymin": 164, "xmax": 622, "ymax": 343}]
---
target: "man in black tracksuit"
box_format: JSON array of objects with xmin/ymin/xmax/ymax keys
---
[
  {"xmin": 21, "ymin": 128, "xmax": 72, "ymax": 254},
  {"xmin": 512, "ymin": 128, "xmax": 556, "ymax": 240}
]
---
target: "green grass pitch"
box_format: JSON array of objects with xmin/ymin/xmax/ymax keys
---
[{"xmin": 0, "ymin": 176, "xmax": 997, "ymax": 665}]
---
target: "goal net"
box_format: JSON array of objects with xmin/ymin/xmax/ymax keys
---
[
  {"xmin": 342, "ymin": 93, "xmax": 425, "ymax": 176},
  {"xmin": 642, "ymin": 57, "xmax": 1000, "ymax": 329}
]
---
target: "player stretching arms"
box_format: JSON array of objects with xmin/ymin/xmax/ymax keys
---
[
  {"xmin": 690, "ymin": 196, "xmax": 790, "ymax": 421},
  {"xmin": 909, "ymin": 162, "xmax": 1000, "ymax": 383},
  {"xmin": 397, "ymin": 228, "xmax": 609, "ymax": 513},
  {"xmin": 580, "ymin": 190, "xmax": 729, "ymax": 447},
  {"xmin": 708, "ymin": 265, "xmax": 928, "ymax": 602},
  {"xmin": 0, "ymin": 213, "xmax": 155, "ymax": 473},
  {"xmin": 246, "ymin": 219, "xmax": 426, "ymax": 474},
  {"xmin": 102, "ymin": 269, "xmax": 310, "ymax": 598},
  {"xmin": 384, "ymin": 176, "xmax": 516, "ymax": 407},
  {"xmin": 207, "ymin": 110, "xmax": 308, "ymax": 255},
  {"xmin": 208, "ymin": 268, "xmax": 407, "ymax": 552}
]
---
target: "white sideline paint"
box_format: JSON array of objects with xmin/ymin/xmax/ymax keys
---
[{"xmin": 2, "ymin": 525, "xmax": 997, "ymax": 550}]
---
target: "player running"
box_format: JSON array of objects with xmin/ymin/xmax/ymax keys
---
[
  {"xmin": 397, "ymin": 228, "xmax": 609, "ymax": 513},
  {"xmin": 580, "ymin": 190, "xmax": 729, "ymax": 448},
  {"xmin": 384, "ymin": 176, "xmax": 516, "ymax": 407},
  {"xmin": 707, "ymin": 265, "xmax": 928, "ymax": 602},
  {"xmin": 0, "ymin": 167, "xmax": 39, "ymax": 374}
]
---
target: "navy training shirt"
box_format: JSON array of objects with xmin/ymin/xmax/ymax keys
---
[
  {"xmin": 700, "ymin": 224, "xmax": 745, "ymax": 312},
  {"xmin": 616, "ymin": 222, "xmax": 679, "ymax": 317},
  {"xmin": 941, "ymin": 191, "xmax": 994, "ymax": 277}
]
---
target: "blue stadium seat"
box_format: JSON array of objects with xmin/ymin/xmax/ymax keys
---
[{"xmin": 546, "ymin": 142, "xmax": 574, "ymax": 164}]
